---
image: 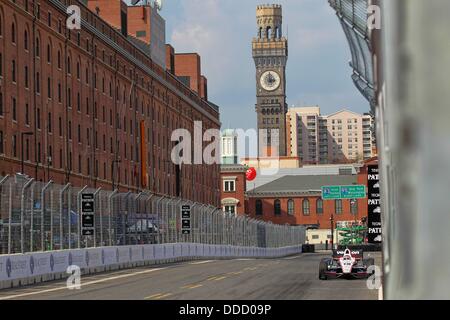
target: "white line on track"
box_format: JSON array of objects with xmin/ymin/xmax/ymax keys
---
[
  {"xmin": 282, "ymin": 255, "xmax": 303, "ymax": 260},
  {"xmin": 0, "ymin": 267, "xmax": 166, "ymax": 300},
  {"xmin": 189, "ymin": 260, "xmax": 214, "ymax": 265}
]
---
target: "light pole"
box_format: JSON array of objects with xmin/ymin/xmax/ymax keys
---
[
  {"xmin": 330, "ymin": 214, "xmax": 335, "ymax": 250},
  {"xmin": 21, "ymin": 132, "xmax": 34, "ymax": 174}
]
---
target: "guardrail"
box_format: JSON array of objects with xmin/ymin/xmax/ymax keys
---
[{"xmin": 0, "ymin": 244, "xmax": 303, "ymax": 289}]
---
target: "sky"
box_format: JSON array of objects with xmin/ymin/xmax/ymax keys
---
[{"xmin": 148, "ymin": 0, "xmax": 370, "ymax": 130}]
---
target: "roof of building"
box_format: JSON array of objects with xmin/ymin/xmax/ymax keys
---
[
  {"xmin": 247, "ymin": 174, "xmax": 358, "ymax": 196},
  {"xmin": 245, "ymin": 165, "xmax": 358, "ymax": 190}
]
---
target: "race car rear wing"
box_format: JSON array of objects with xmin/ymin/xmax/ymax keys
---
[{"xmin": 332, "ymin": 249, "xmax": 363, "ymax": 260}]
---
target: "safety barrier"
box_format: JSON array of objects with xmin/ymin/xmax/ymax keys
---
[{"xmin": 0, "ymin": 244, "xmax": 302, "ymax": 289}]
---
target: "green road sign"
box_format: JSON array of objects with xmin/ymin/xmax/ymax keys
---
[
  {"xmin": 321, "ymin": 185, "xmax": 366, "ymax": 200},
  {"xmin": 321, "ymin": 186, "xmax": 341, "ymax": 200}
]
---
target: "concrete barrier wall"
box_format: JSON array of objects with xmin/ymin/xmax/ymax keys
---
[{"xmin": 0, "ymin": 244, "xmax": 302, "ymax": 289}]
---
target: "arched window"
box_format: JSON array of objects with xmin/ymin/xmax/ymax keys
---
[
  {"xmin": 11, "ymin": 22, "xmax": 15, "ymax": 43},
  {"xmin": 350, "ymin": 199, "xmax": 358, "ymax": 215},
  {"xmin": 35, "ymin": 37, "xmax": 40, "ymax": 57},
  {"xmin": 275, "ymin": 26, "xmax": 280, "ymax": 39},
  {"xmin": 266, "ymin": 26, "xmax": 272, "ymax": 39},
  {"xmin": 24, "ymin": 30, "xmax": 28, "ymax": 50},
  {"xmin": 258, "ymin": 27, "xmax": 262, "ymax": 38},
  {"xmin": 76, "ymin": 61, "xmax": 80, "ymax": 79},
  {"xmin": 335, "ymin": 199, "xmax": 343, "ymax": 214},
  {"xmin": 302, "ymin": 199, "xmax": 310, "ymax": 216},
  {"xmin": 287, "ymin": 199, "xmax": 294, "ymax": 215},
  {"xmin": 316, "ymin": 198, "xmax": 323, "ymax": 215},
  {"xmin": 67, "ymin": 56, "xmax": 71, "ymax": 74},
  {"xmin": 47, "ymin": 44, "xmax": 51, "ymax": 63},
  {"xmin": 57, "ymin": 50, "xmax": 61, "ymax": 68},
  {"xmin": 274, "ymin": 199, "xmax": 281, "ymax": 215}
]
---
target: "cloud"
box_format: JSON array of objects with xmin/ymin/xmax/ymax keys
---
[{"xmin": 166, "ymin": 0, "xmax": 370, "ymax": 131}]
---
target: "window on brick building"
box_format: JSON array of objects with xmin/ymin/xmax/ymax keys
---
[
  {"xmin": 36, "ymin": 72, "xmax": 40, "ymax": 93},
  {"xmin": 35, "ymin": 37, "xmax": 40, "ymax": 57},
  {"xmin": 47, "ymin": 44, "xmax": 51, "ymax": 63},
  {"xmin": 25, "ymin": 104, "xmax": 29, "ymax": 125},
  {"xmin": 303, "ymin": 199, "xmax": 310, "ymax": 216},
  {"xmin": 37, "ymin": 108, "xmax": 41, "ymax": 129},
  {"xmin": 11, "ymin": 22, "xmax": 15, "ymax": 44},
  {"xmin": 12, "ymin": 97, "xmax": 16, "ymax": 121},
  {"xmin": 316, "ymin": 198, "xmax": 323, "ymax": 214},
  {"xmin": 335, "ymin": 199, "xmax": 343, "ymax": 214},
  {"xmin": 223, "ymin": 179, "xmax": 235, "ymax": 192},
  {"xmin": 13, "ymin": 135, "xmax": 17, "ymax": 157},
  {"xmin": 224, "ymin": 205, "xmax": 236, "ymax": 215},
  {"xmin": 24, "ymin": 30, "xmax": 28, "ymax": 50},
  {"xmin": 48, "ymin": 145, "xmax": 52, "ymax": 166},
  {"xmin": 57, "ymin": 50, "xmax": 61, "ymax": 68},
  {"xmin": 350, "ymin": 199, "xmax": 358, "ymax": 215},
  {"xmin": 0, "ymin": 92, "xmax": 3, "ymax": 116},
  {"xmin": 288, "ymin": 199, "xmax": 294, "ymax": 215},
  {"xmin": 0, "ymin": 53, "xmax": 2, "ymax": 76},
  {"xmin": 47, "ymin": 12, "xmax": 51, "ymax": 27},
  {"xmin": 67, "ymin": 56, "xmax": 71, "ymax": 74},
  {"xmin": 25, "ymin": 66, "xmax": 28, "ymax": 88},
  {"xmin": 47, "ymin": 113, "xmax": 52, "ymax": 133},
  {"xmin": 47, "ymin": 77, "xmax": 51, "ymax": 98},
  {"xmin": 0, "ymin": 130, "xmax": 3, "ymax": 154},
  {"xmin": 274, "ymin": 199, "xmax": 281, "ymax": 216},
  {"xmin": 77, "ymin": 125, "xmax": 81, "ymax": 143},
  {"xmin": 12, "ymin": 60, "xmax": 16, "ymax": 82},
  {"xmin": 76, "ymin": 61, "xmax": 80, "ymax": 79}
]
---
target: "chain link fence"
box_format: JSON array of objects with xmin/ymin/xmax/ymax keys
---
[{"xmin": 0, "ymin": 175, "xmax": 306, "ymax": 255}]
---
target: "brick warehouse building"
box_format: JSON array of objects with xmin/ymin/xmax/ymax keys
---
[
  {"xmin": 0, "ymin": 0, "xmax": 221, "ymax": 206},
  {"xmin": 246, "ymin": 162, "xmax": 371, "ymax": 228}
]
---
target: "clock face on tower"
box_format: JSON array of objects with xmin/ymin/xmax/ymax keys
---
[{"xmin": 260, "ymin": 71, "xmax": 281, "ymax": 92}]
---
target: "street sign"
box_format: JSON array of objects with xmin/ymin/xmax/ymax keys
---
[
  {"xmin": 81, "ymin": 193, "xmax": 95, "ymax": 236},
  {"xmin": 181, "ymin": 205, "xmax": 191, "ymax": 235},
  {"xmin": 321, "ymin": 185, "xmax": 366, "ymax": 200},
  {"xmin": 367, "ymin": 165, "xmax": 382, "ymax": 243}
]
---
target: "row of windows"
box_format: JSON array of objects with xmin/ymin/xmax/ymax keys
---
[{"xmin": 254, "ymin": 199, "xmax": 358, "ymax": 216}]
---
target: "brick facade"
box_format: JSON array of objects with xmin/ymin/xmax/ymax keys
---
[
  {"xmin": 220, "ymin": 165, "xmax": 247, "ymax": 215},
  {"xmin": 0, "ymin": 0, "xmax": 220, "ymax": 207}
]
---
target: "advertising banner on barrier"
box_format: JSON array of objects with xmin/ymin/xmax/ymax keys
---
[
  {"xmin": 174, "ymin": 244, "xmax": 182, "ymax": 258},
  {"xmin": 68, "ymin": 249, "xmax": 87, "ymax": 269},
  {"xmin": 28, "ymin": 253, "xmax": 51, "ymax": 277},
  {"xmin": 130, "ymin": 245, "xmax": 144, "ymax": 262},
  {"xmin": 164, "ymin": 244, "xmax": 174, "ymax": 259},
  {"xmin": 102, "ymin": 247, "xmax": 118, "ymax": 266},
  {"xmin": 154, "ymin": 245, "xmax": 164, "ymax": 260},
  {"xmin": 189, "ymin": 244, "xmax": 197, "ymax": 256},
  {"xmin": 86, "ymin": 248, "xmax": 103, "ymax": 268},
  {"xmin": 116, "ymin": 246, "xmax": 131, "ymax": 264},
  {"xmin": 50, "ymin": 251, "xmax": 71, "ymax": 274},
  {"xmin": 0, "ymin": 254, "xmax": 30, "ymax": 281},
  {"xmin": 143, "ymin": 245, "xmax": 155, "ymax": 261}
]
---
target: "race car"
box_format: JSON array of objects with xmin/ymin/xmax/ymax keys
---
[{"xmin": 318, "ymin": 248, "xmax": 375, "ymax": 280}]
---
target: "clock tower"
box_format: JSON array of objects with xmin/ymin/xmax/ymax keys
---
[{"xmin": 253, "ymin": 4, "xmax": 288, "ymax": 157}]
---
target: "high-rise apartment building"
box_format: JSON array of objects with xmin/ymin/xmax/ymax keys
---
[{"xmin": 287, "ymin": 107, "xmax": 375, "ymax": 164}]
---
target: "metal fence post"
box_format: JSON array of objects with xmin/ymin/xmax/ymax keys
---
[
  {"xmin": 59, "ymin": 183, "xmax": 70, "ymax": 250},
  {"xmin": 77, "ymin": 186, "xmax": 88, "ymax": 249},
  {"xmin": 93, "ymin": 188, "xmax": 102, "ymax": 248},
  {"xmin": 21, "ymin": 178, "xmax": 35, "ymax": 254},
  {"xmin": 108, "ymin": 190, "xmax": 118, "ymax": 247},
  {"xmin": 40, "ymin": 181, "xmax": 53, "ymax": 252},
  {"xmin": 144, "ymin": 193, "xmax": 154, "ymax": 244}
]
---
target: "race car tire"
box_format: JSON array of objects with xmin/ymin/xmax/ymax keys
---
[{"xmin": 319, "ymin": 259, "xmax": 328, "ymax": 280}]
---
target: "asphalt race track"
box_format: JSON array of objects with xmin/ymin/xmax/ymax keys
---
[{"xmin": 0, "ymin": 252, "xmax": 381, "ymax": 300}]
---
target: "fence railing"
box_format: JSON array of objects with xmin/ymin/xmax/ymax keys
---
[{"xmin": 0, "ymin": 174, "xmax": 306, "ymax": 255}]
